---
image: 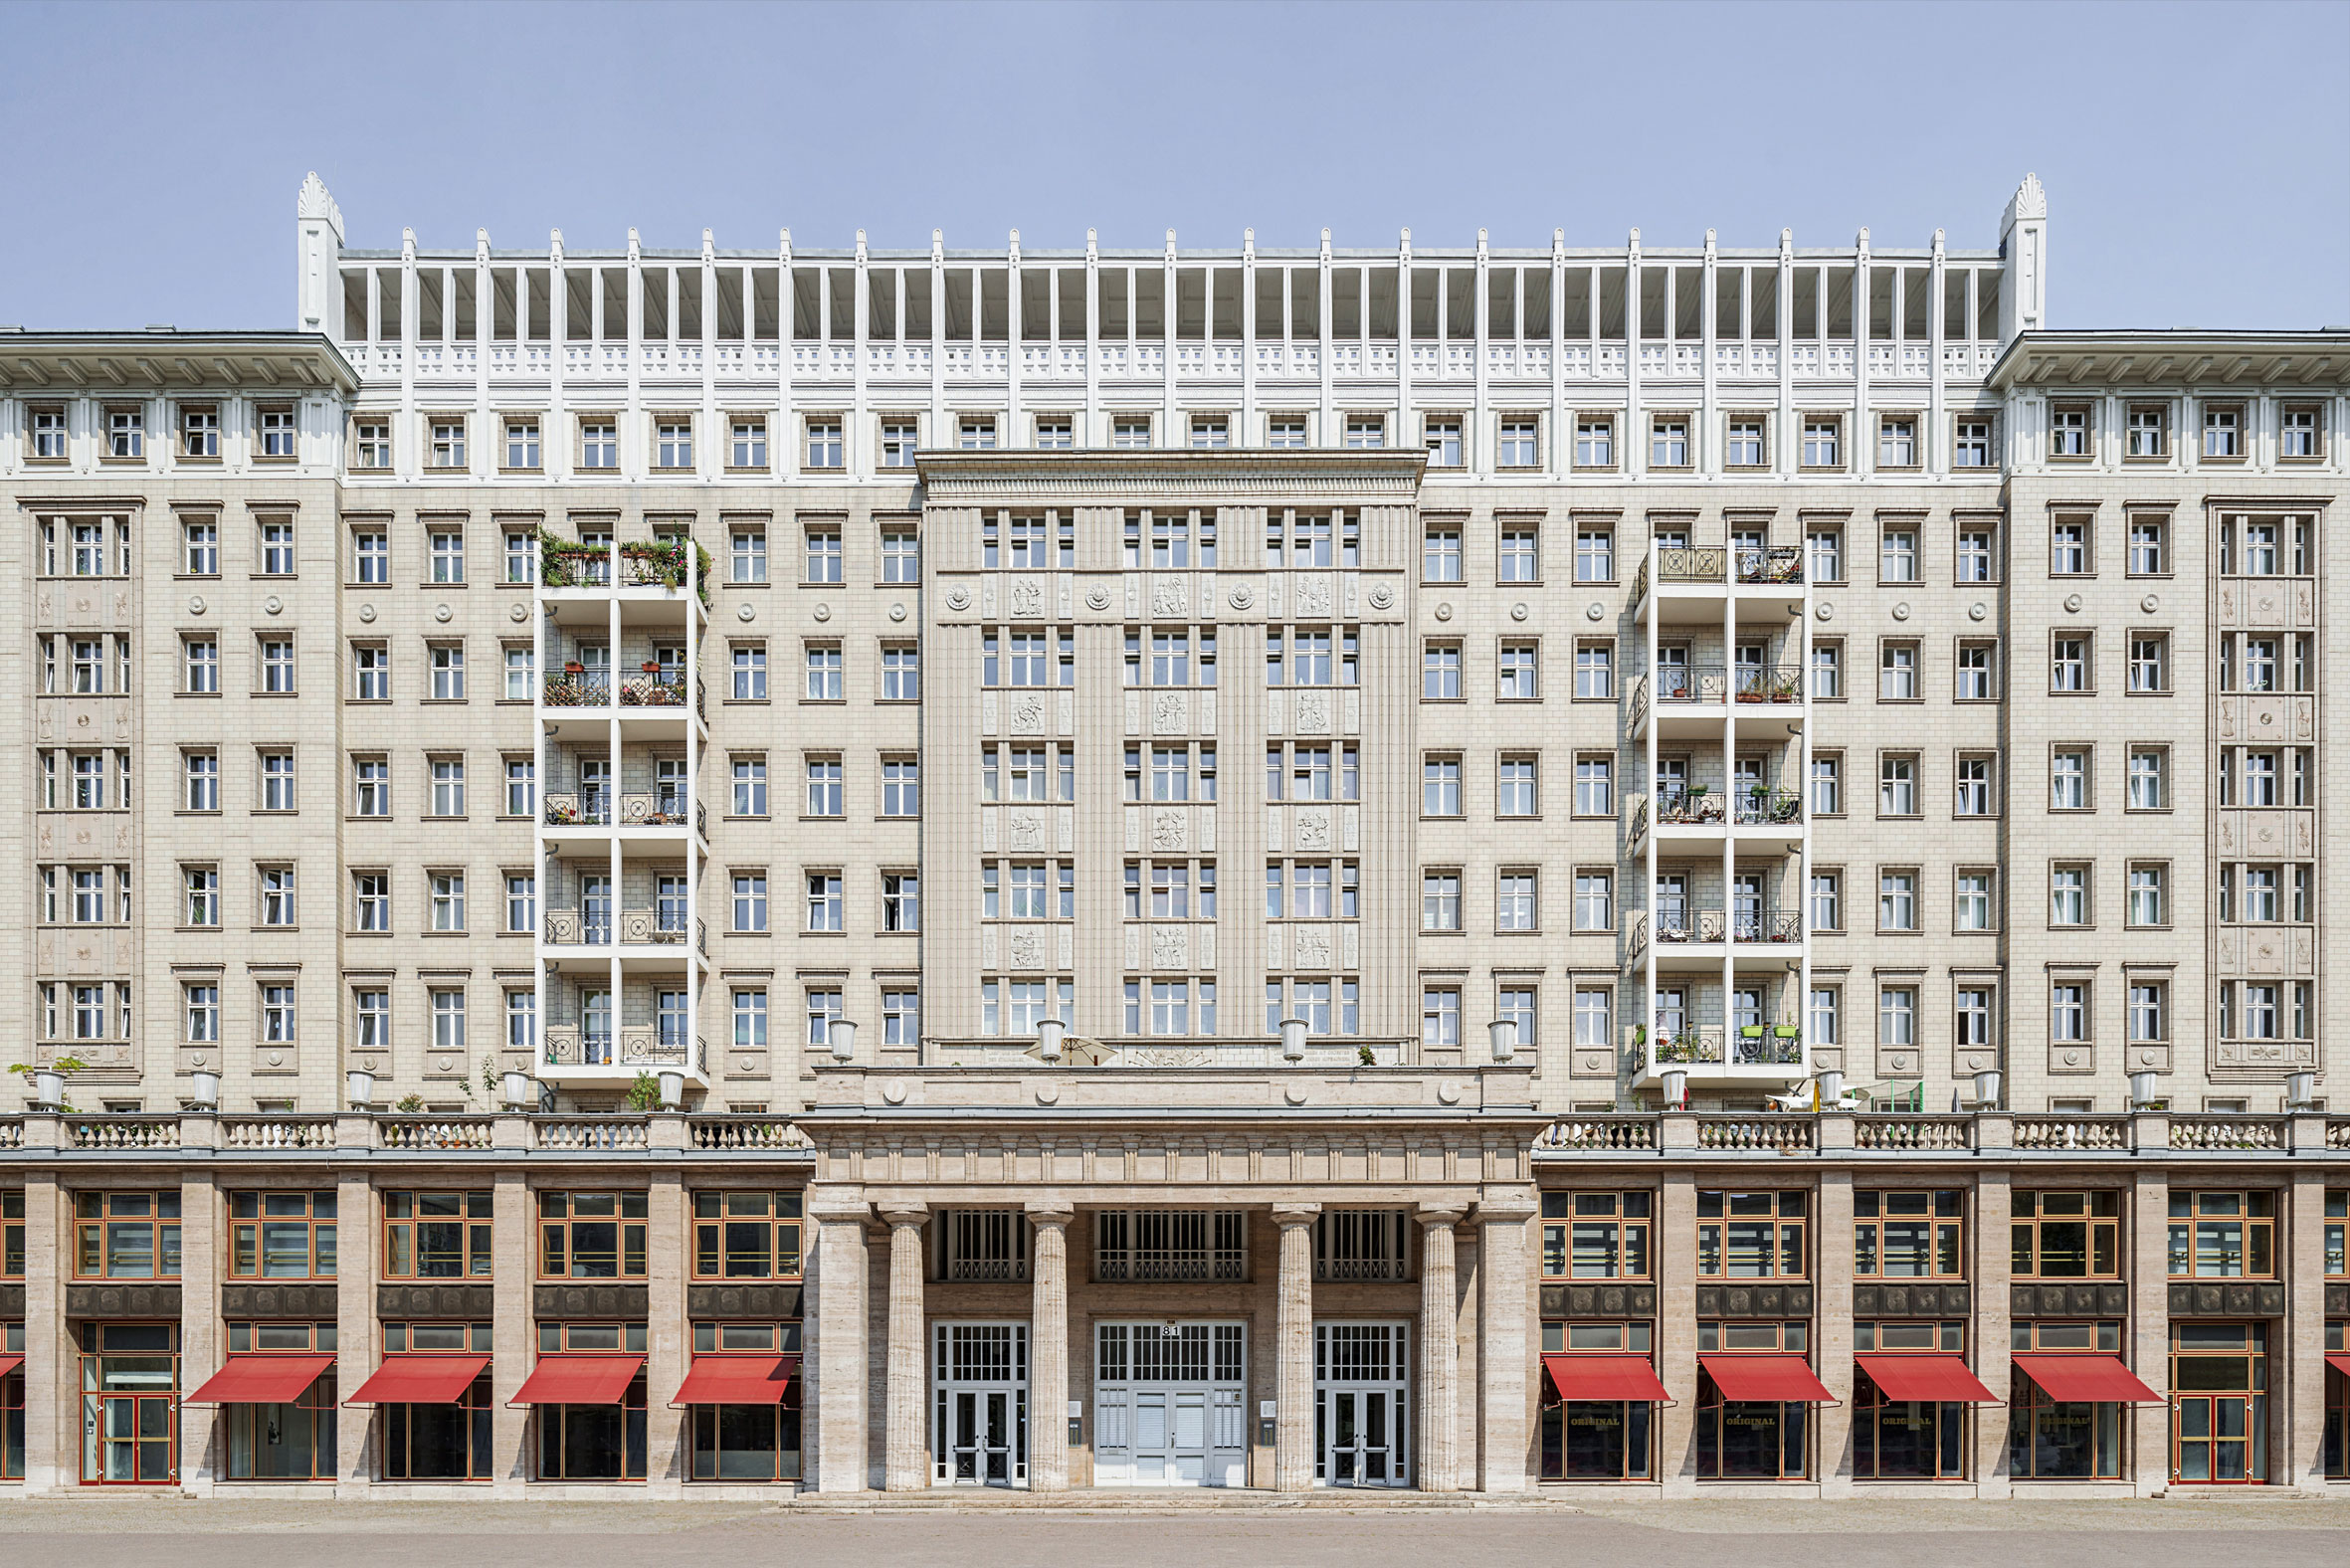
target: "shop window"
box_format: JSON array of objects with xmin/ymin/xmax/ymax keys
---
[
  {"xmin": 534, "ymin": 1321, "xmax": 649, "ymax": 1480},
  {"xmin": 2007, "ymin": 1319, "xmax": 2125, "ymax": 1478},
  {"xmin": 1694, "ymin": 1319, "xmax": 1812, "ymax": 1479},
  {"xmin": 380, "ymin": 1322, "xmax": 495, "ymax": 1479},
  {"xmin": 1, "ymin": 1318, "xmax": 20, "ymax": 1479},
  {"xmin": 1538, "ymin": 1320, "xmax": 1656, "ymax": 1481},
  {"xmin": 687, "ymin": 1321, "xmax": 804, "ymax": 1481},
  {"xmin": 1853, "ymin": 1319, "xmax": 1971, "ymax": 1478},
  {"xmin": 78, "ymin": 1322, "xmax": 180, "ymax": 1484},
  {"xmin": 2013, "ymin": 1190, "xmax": 2121, "ymax": 1277},
  {"xmin": 221, "ymin": 1320, "xmax": 338, "ymax": 1479},
  {"xmin": 2169, "ymin": 1321, "xmax": 2268, "ymax": 1484}
]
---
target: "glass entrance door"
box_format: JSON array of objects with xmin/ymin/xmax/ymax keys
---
[
  {"xmin": 1092, "ymin": 1322, "xmax": 1247, "ymax": 1487},
  {"xmin": 79, "ymin": 1323, "xmax": 179, "ymax": 1484},
  {"xmin": 931, "ymin": 1322, "xmax": 1027, "ymax": 1486},
  {"xmin": 1314, "ymin": 1322, "xmax": 1409, "ymax": 1487},
  {"xmin": 2169, "ymin": 1321, "xmax": 2266, "ymax": 1484}
]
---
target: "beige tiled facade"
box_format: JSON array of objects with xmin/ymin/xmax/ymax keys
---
[{"xmin": 0, "ymin": 175, "xmax": 2346, "ymax": 1498}]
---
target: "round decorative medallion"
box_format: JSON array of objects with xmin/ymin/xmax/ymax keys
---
[
  {"xmin": 1434, "ymin": 601, "xmax": 1454, "ymax": 621},
  {"xmin": 1585, "ymin": 602, "xmax": 1606, "ymax": 622},
  {"xmin": 888, "ymin": 602, "xmax": 907, "ymax": 622},
  {"xmin": 188, "ymin": 596, "xmax": 207, "ymax": 615},
  {"xmin": 1890, "ymin": 1054, "xmax": 1911, "ymax": 1073},
  {"xmin": 812, "ymin": 603, "xmax": 832, "ymax": 622},
  {"xmin": 188, "ymin": 1053, "xmax": 210, "ymax": 1069},
  {"xmin": 1510, "ymin": 602, "xmax": 1529, "ymax": 622},
  {"xmin": 263, "ymin": 595, "xmax": 284, "ymax": 616},
  {"xmin": 357, "ymin": 604, "xmax": 377, "ymax": 624},
  {"xmin": 881, "ymin": 1078, "xmax": 909, "ymax": 1105},
  {"xmin": 944, "ymin": 587, "xmax": 972, "ymax": 611},
  {"xmin": 433, "ymin": 603, "xmax": 453, "ymax": 623},
  {"xmin": 436, "ymin": 1057, "xmax": 455, "ymax": 1074},
  {"xmin": 1968, "ymin": 602, "xmax": 1988, "ymax": 621},
  {"xmin": 739, "ymin": 1058, "xmax": 756, "ymax": 1074},
  {"xmin": 2063, "ymin": 1050, "xmax": 2082, "ymax": 1067},
  {"xmin": 736, "ymin": 601, "xmax": 756, "ymax": 622},
  {"xmin": 1089, "ymin": 587, "xmax": 1115, "ymax": 610},
  {"xmin": 1283, "ymin": 1083, "xmax": 1309, "ymax": 1106},
  {"xmin": 267, "ymin": 1052, "xmax": 285, "ymax": 1069},
  {"xmin": 2136, "ymin": 1050, "xmax": 2160, "ymax": 1068},
  {"xmin": 1890, "ymin": 602, "xmax": 1910, "ymax": 621},
  {"xmin": 2063, "ymin": 593, "xmax": 2083, "ymax": 613},
  {"xmin": 2140, "ymin": 593, "xmax": 2160, "ymax": 613},
  {"xmin": 1438, "ymin": 1080, "xmax": 1463, "ymax": 1105},
  {"xmin": 509, "ymin": 601, "xmax": 530, "ymax": 623},
  {"xmin": 1361, "ymin": 586, "xmax": 1387, "ymax": 611},
  {"xmin": 1035, "ymin": 1082, "xmax": 1061, "ymax": 1106},
  {"xmin": 1815, "ymin": 603, "xmax": 1835, "ymax": 621}
]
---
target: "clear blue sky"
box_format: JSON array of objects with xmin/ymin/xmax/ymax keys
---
[{"xmin": 4, "ymin": 0, "xmax": 2345, "ymax": 331}]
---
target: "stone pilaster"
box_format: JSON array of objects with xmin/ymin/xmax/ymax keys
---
[
  {"xmin": 490, "ymin": 1169, "xmax": 530, "ymax": 1496},
  {"xmin": 1416, "ymin": 1205, "xmax": 1465, "ymax": 1490},
  {"xmin": 2283, "ymin": 1171, "xmax": 2328, "ymax": 1493},
  {"xmin": 23, "ymin": 1172, "xmax": 64, "ymax": 1492},
  {"xmin": 881, "ymin": 1204, "xmax": 930, "ymax": 1490},
  {"xmin": 1971, "ymin": 1171, "xmax": 2013, "ymax": 1497},
  {"xmin": 2129, "ymin": 1169, "xmax": 2170, "ymax": 1494},
  {"xmin": 806, "ymin": 1193, "xmax": 872, "ymax": 1492},
  {"xmin": 178, "ymin": 1167, "xmax": 217, "ymax": 1493},
  {"xmin": 645, "ymin": 1167, "xmax": 686, "ymax": 1496},
  {"xmin": 1027, "ymin": 1203, "xmax": 1074, "ymax": 1491},
  {"xmin": 1814, "ymin": 1170, "xmax": 1854, "ymax": 1494},
  {"xmin": 1272, "ymin": 1202, "xmax": 1319, "ymax": 1491},
  {"xmin": 1656, "ymin": 1170, "xmax": 1698, "ymax": 1497},
  {"xmin": 335, "ymin": 1168, "xmax": 375, "ymax": 1496},
  {"xmin": 1473, "ymin": 1192, "xmax": 1535, "ymax": 1492}
]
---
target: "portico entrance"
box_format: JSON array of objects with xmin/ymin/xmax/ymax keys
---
[
  {"xmin": 931, "ymin": 1322, "xmax": 1027, "ymax": 1486},
  {"xmin": 1092, "ymin": 1321, "xmax": 1247, "ymax": 1486},
  {"xmin": 1315, "ymin": 1321, "xmax": 1410, "ymax": 1486}
]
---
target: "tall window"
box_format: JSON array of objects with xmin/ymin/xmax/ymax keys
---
[
  {"xmin": 1574, "ymin": 528, "xmax": 1613, "ymax": 583},
  {"xmin": 1422, "ymin": 525, "xmax": 1462, "ymax": 583}
]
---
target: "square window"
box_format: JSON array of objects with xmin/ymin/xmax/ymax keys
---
[
  {"xmin": 1574, "ymin": 418, "xmax": 1613, "ymax": 469},
  {"xmin": 259, "ymin": 409, "xmax": 298, "ymax": 461},
  {"xmin": 805, "ymin": 418, "xmax": 843, "ymax": 470}
]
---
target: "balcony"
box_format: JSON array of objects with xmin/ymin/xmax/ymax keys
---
[
  {"xmin": 541, "ymin": 538, "xmax": 710, "ymax": 607},
  {"xmin": 920, "ymin": 1038, "xmax": 1408, "ymax": 1070},
  {"xmin": 543, "ymin": 908, "xmax": 708, "ymax": 958},
  {"xmin": 541, "ymin": 1028, "xmax": 710, "ymax": 1085},
  {"xmin": 542, "ymin": 672, "xmax": 706, "ymax": 721},
  {"xmin": 1636, "ymin": 546, "xmax": 1809, "ymax": 626},
  {"xmin": 542, "ymin": 794, "xmax": 707, "ymax": 839},
  {"xmin": 1632, "ymin": 1020, "xmax": 1808, "ymax": 1090}
]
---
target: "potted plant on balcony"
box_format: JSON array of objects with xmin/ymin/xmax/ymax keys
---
[
  {"xmin": 10, "ymin": 1054, "xmax": 87, "ymax": 1110},
  {"xmin": 625, "ymin": 1072, "xmax": 662, "ymax": 1111}
]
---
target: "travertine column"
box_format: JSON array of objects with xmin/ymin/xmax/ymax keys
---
[
  {"xmin": 1416, "ymin": 1205, "xmax": 1465, "ymax": 1491},
  {"xmin": 1028, "ymin": 1204, "xmax": 1075, "ymax": 1491},
  {"xmin": 807, "ymin": 1193, "xmax": 872, "ymax": 1492},
  {"xmin": 1272, "ymin": 1203, "xmax": 1320, "ymax": 1491},
  {"xmin": 1657, "ymin": 1170, "xmax": 1699, "ymax": 1496},
  {"xmin": 23, "ymin": 1170, "xmax": 64, "ymax": 1492},
  {"xmin": 881, "ymin": 1204, "xmax": 930, "ymax": 1490},
  {"xmin": 1474, "ymin": 1194, "xmax": 1536, "ymax": 1492}
]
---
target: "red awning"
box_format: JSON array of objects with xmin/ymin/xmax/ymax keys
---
[
  {"xmin": 184, "ymin": 1353, "xmax": 336, "ymax": 1405},
  {"xmin": 0, "ymin": 1354, "xmax": 22, "ymax": 1379},
  {"xmin": 344, "ymin": 1354, "xmax": 491, "ymax": 1407},
  {"xmin": 670, "ymin": 1354, "xmax": 800, "ymax": 1408},
  {"xmin": 2326, "ymin": 1353, "xmax": 2350, "ymax": 1380},
  {"xmin": 1540, "ymin": 1353, "xmax": 1671, "ymax": 1406},
  {"xmin": 1699, "ymin": 1353, "xmax": 1837, "ymax": 1404},
  {"xmin": 2011, "ymin": 1354, "xmax": 2164, "ymax": 1404},
  {"xmin": 508, "ymin": 1354, "xmax": 645, "ymax": 1407},
  {"xmin": 1856, "ymin": 1354, "xmax": 2002, "ymax": 1405}
]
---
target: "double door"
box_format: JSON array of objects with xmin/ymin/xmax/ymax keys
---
[
  {"xmin": 933, "ymin": 1322, "xmax": 1028, "ymax": 1486},
  {"xmin": 1092, "ymin": 1321, "xmax": 1246, "ymax": 1487},
  {"xmin": 1315, "ymin": 1321, "xmax": 1409, "ymax": 1487}
]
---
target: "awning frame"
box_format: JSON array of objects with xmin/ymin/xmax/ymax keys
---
[
  {"xmin": 1538, "ymin": 1352, "xmax": 1676, "ymax": 1409},
  {"xmin": 666, "ymin": 1352, "xmax": 801, "ymax": 1409},
  {"xmin": 181, "ymin": 1352, "xmax": 337, "ymax": 1406},
  {"xmin": 505, "ymin": 1353, "xmax": 648, "ymax": 1410},
  {"xmin": 2010, "ymin": 1352, "xmax": 2167, "ymax": 1406},
  {"xmin": 1697, "ymin": 1352, "xmax": 1840, "ymax": 1406},
  {"xmin": 341, "ymin": 1353, "xmax": 494, "ymax": 1408},
  {"xmin": 1854, "ymin": 1352, "xmax": 2004, "ymax": 1408}
]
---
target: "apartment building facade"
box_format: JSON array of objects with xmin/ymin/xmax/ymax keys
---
[{"xmin": 1, "ymin": 173, "xmax": 2346, "ymax": 1498}]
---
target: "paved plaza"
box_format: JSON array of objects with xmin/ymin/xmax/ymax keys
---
[{"xmin": 1, "ymin": 1498, "xmax": 2346, "ymax": 1568}]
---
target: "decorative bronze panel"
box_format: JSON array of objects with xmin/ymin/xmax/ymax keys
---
[
  {"xmin": 1692, "ymin": 1283, "xmax": 1814, "ymax": 1318},
  {"xmin": 532, "ymin": 1283, "xmax": 650, "ymax": 1320},
  {"xmin": 2010, "ymin": 1281, "xmax": 2130, "ymax": 1318},
  {"xmin": 377, "ymin": 1283, "xmax": 497, "ymax": 1320},
  {"xmin": 66, "ymin": 1283, "xmax": 182, "ymax": 1318},
  {"xmin": 1853, "ymin": 1282, "xmax": 1970, "ymax": 1318},
  {"xmin": 2167, "ymin": 1281, "xmax": 2286, "ymax": 1318},
  {"xmin": 2327, "ymin": 1282, "xmax": 2349, "ymax": 1318},
  {"xmin": 0, "ymin": 1283, "xmax": 23, "ymax": 1317},
  {"xmin": 221, "ymin": 1283, "xmax": 339, "ymax": 1319},
  {"xmin": 1539, "ymin": 1283, "xmax": 1659, "ymax": 1319},
  {"xmin": 685, "ymin": 1283, "xmax": 804, "ymax": 1320}
]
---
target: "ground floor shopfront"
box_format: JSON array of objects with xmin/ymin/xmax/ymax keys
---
[{"xmin": 2, "ymin": 1081, "xmax": 2348, "ymax": 1497}]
